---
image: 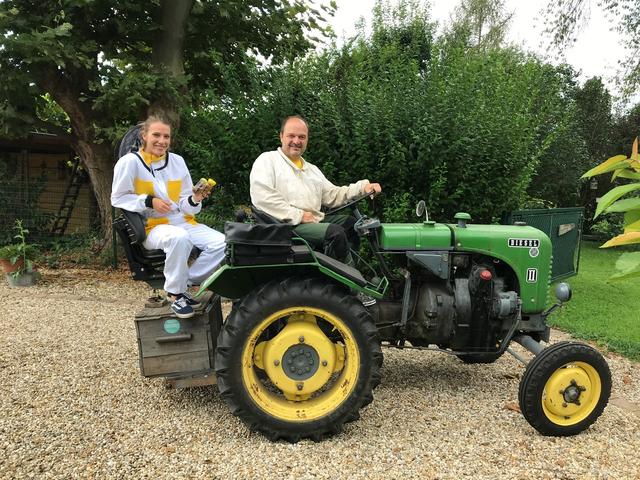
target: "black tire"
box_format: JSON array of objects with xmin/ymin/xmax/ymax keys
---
[
  {"xmin": 456, "ymin": 352, "xmax": 503, "ymax": 364},
  {"xmin": 215, "ymin": 277, "xmax": 382, "ymax": 442},
  {"xmin": 518, "ymin": 341, "xmax": 611, "ymax": 436}
]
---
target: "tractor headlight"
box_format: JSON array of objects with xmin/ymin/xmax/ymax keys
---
[{"xmin": 554, "ymin": 283, "xmax": 572, "ymax": 303}]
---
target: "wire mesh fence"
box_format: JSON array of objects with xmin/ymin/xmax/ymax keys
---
[{"xmin": 1, "ymin": 148, "xmax": 99, "ymax": 245}]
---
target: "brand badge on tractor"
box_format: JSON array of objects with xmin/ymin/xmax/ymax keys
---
[
  {"xmin": 529, "ymin": 246, "xmax": 539, "ymax": 258},
  {"xmin": 508, "ymin": 238, "xmax": 540, "ymax": 248},
  {"xmin": 526, "ymin": 268, "xmax": 538, "ymax": 283}
]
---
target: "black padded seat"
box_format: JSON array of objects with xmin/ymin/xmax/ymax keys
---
[
  {"xmin": 113, "ymin": 210, "xmax": 165, "ymax": 289},
  {"xmin": 251, "ymin": 206, "xmax": 283, "ymax": 225},
  {"xmin": 114, "ymin": 210, "xmax": 204, "ymax": 289}
]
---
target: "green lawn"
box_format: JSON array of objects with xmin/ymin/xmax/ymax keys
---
[{"xmin": 550, "ymin": 241, "xmax": 640, "ymax": 360}]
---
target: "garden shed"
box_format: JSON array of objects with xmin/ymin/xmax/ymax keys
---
[{"xmin": 0, "ymin": 132, "xmax": 96, "ymax": 242}]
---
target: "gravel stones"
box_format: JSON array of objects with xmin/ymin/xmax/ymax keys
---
[{"xmin": 1, "ymin": 268, "xmax": 639, "ymax": 479}]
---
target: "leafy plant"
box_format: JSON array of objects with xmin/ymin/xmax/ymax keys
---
[
  {"xmin": 582, "ymin": 138, "xmax": 640, "ymax": 279},
  {"xmin": 590, "ymin": 215, "xmax": 624, "ymax": 239},
  {"xmin": 0, "ymin": 220, "xmax": 39, "ymax": 276}
]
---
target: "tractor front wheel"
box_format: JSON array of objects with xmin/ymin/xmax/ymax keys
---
[
  {"xmin": 518, "ymin": 341, "xmax": 611, "ymax": 436},
  {"xmin": 215, "ymin": 277, "xmax": 382, "ymax": 442}
]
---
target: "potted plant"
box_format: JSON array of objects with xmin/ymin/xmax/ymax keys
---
[{"xmin": 0, "ymin": 220, "xmax": 40, "ymax": 286}]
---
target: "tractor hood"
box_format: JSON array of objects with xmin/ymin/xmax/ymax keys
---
[
  {"xmin": 379, "ymin": 222, "xmax": 453, "ymax": 250},
  {"xmin": 379, "ymin": 221, "xmax": 553, "ymax": 313},
  {"xmin": 452, "ymin": 223, "xmax": 552, "ymax": 256},
  {"xmin": 379, "ymin": 222, "xmax": 551, "ymax": 255}
]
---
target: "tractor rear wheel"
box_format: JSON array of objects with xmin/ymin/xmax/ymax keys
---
[
  {"xmin": 518, "ymin": 341, "xmax": 611, "ymax": 436},
  {"xmin": 215, "ymin": 277, "xmax": 382, "ymax": 442}
]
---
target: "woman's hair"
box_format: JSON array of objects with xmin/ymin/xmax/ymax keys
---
[{"xmin": 139, "ymin": 115, "xmax": 171, "ymax": 147}]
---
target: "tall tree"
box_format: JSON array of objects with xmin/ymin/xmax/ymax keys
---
[
  {"xmin": 449, "ymin": 0, "xmax": 513, "ymax": 50},
  {"xmin": 544, "ymin": 0, "xmax": 640, "ymax": 94},
  {"xmin": 575, "ymin": 77, "xmax": 614, "ymax": 165},
  {"xmin": 0, "ymin": 0, "xmax": 333, "ymax": 240}
]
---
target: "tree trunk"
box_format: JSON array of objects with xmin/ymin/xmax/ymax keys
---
[
  {"xmin": 39, "ymin": 68, "xmax": 116, "ymax": 249},
  {"xmin": 72, "ymin": 140, "xmax": 114, "ymax": 245},
  {"xmin": 148, "ymin": 0, "xmax": 194, "ymax": 129}
]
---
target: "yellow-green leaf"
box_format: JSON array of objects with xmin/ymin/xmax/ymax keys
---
[
  {"xmin": 625, "ymin": 209, "xmax": 640, "ymax": 229},
  {"xmin": 604, "ymin": 198, "xmax": 640, "ymax": 213},
  {"xmin": 609, "ymin": 252, "xmax": 640, "ymax": 281},
  {"xmin": 624, "ymin": 218, "xmax": 640, "ymax": 232},
  {"xmin": 581, "ymin": 155, "xmax": 628, "ymax": 178},
  {"xmin": 601, "ymin": 231, "xmax": 640, "ymax": 247},
  {"xmin": 616, "ymin": 170, "xmax": 640, "ymax": 180},
  {"xmin": 632, "ymin": 137, "xmax": 639, "ymax": 161},
  {"xmin": 595, "ymin": 183, "xmax": 640, "ymax": 218}
]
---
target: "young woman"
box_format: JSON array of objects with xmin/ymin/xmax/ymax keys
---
[{"xmin": 111, "ymin": 116, "xmax": 225, "ymax": 318}]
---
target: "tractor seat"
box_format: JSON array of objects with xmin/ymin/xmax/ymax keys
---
[
  {"xmin": 251, "ymin": 206, "xmax": 284, "ymax": 225},
  {"xmin": 237, "ymin": 209, "xmax": 366, "ymax": 286},
  {"xmin": 113, "ymin": 210, "xmax": 166, "ymax": 289}
]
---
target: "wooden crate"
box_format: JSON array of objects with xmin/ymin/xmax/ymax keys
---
[{"xmin": 135, "ymin": 291, "xmax": 222, "ymax": 378}]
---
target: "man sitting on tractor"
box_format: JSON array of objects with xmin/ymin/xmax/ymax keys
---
[{"xmin": 249, "ymin": 115, "xmax": 382, "ymax": 266}]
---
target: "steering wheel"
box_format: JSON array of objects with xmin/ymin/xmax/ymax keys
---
[{"xmin": 324, "ymin": 191, "xmax": 380, "ymax": 216}]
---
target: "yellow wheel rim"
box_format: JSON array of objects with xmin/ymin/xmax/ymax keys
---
[
  {"xmin": 542, "ymin": 361, "xmax": 602, "ymax": 426},
  {"xmin": 241, "ymin": 306, "xmax": 359, "ymax": 422}
]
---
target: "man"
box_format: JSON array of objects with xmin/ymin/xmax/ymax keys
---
[
  {"xmin": 249, "ymin": 115, "xmax": 381, "ymax": 265},
  {"xmin": 111, "ymin": 116, "xmax": 226, "ymax": 319}
]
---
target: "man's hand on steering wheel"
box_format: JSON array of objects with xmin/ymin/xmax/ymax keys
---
[{"xmin": 364, "ymin": 181, "xmax": 382, "ymax": 196}]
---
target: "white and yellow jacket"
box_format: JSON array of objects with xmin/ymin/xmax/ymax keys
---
[
  {"xmin": 111, "ymin": 150, "xmax": 201, "ymax": 233},
  {"xmin": 250, "ymin": 148, "xmax": 368, "ymax": 225}
]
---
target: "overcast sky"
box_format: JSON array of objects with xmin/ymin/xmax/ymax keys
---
[{"xmin": 329, "ymin": 0, "xmax": 624, "ymax": 95}]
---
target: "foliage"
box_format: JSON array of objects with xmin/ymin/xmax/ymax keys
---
[
  {"xmin": 582, "ymin": 137, "xmax": 640, "ymax": 279},
  {"xmin": 543, "ymin": 0, "xmax": 640, "ymax": 96},
  {"xmin": 0, "ymin": 0, "xmax": 335, "ymax": 239},
  {"xmin": 0, "ymin": 159, "xmax": 51, "ymax": 244},
  {"xmin": 180, "ymin": 0, "xmax": 587, "ymax": 224},
  {"xmin": 449, "ymin": 0, "xmax": 514, "ymax": 50},
  {"xmin": 0, "ymin": 220, "xmax": 39, "ymax": 276},
  {"xmin": 551, "ymin": 242, "xmax": 640, "ymax": 360},
  {"xmin": 41, "ymin": 231, "xmax": 106, "ymax": 268},
  {"xmin": 590, "ymin": 215, "xmax": 624, "ymax": 239}
]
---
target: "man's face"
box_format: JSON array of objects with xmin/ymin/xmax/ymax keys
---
[
  {"xmin": 280, "ymin": 118, "xmax": 308, "ymax": 159},
  {"xmin": 142, "ymin": 122, "xmax": 171, "ymax": 157}
]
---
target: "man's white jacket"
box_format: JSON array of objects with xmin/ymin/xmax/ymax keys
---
[
  {"xmin": 250, "ymin": 148, "xmax": 368, "ymax": 225},
  {"xmin": 111, "ymin": 151, "xmax": 201, "ymax": 233}
]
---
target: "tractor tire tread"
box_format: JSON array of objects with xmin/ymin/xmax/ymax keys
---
[
  {"xmin": 215, "ymin": 277, "xmax": 383, "ymax": 442},
  {"xmin": 518, "ymin": 341, "xmax": 611, "ymax": 436}
]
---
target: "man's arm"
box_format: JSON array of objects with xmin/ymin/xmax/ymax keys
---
[
  {"xmin": 250, "ymin": 154, "xmax": 306, "ymax": 224},
  {"xmin": 318, "ymin": 167, "xmax": 370, "ymax": 209}
]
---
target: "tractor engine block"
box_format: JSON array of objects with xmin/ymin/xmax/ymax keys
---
[{"xmin": 400, "ymin": 261, "xmax": 519, "ymax": 349}]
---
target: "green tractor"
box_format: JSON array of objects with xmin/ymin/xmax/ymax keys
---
[
  {"xmin": 190, "ymin": 195, "xmax": 611, "ymax": 442},
  {"xmin": 115, "ymin": 187, "xmax": 611, "ymax": 443}
]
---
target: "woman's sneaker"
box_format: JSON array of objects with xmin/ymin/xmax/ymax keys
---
[
  {"xmin": 181, "ymin": 292, "xmax": 201, "ymax": 307},
  {"xmin": 170, "ymin": 296, "xmax": 194, "ymax": 318}
]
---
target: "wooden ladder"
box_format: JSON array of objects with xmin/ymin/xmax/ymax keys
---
[{"xmin": 51, "ymin": 158, "xmax": 84, "ymax": 235}]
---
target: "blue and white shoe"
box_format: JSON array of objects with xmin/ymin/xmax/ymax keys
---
[
  {"xmin": 170, "ymin": 296, "xmax": 194, "ymax": 319},
  {"xmin": 182, "ymin": 292, "xmax": 201, "ymax": 307}
]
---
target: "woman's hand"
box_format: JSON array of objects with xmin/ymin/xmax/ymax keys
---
[{"xmin": 152, "ymin": 197, "xmax": 172, "ymax": 214}]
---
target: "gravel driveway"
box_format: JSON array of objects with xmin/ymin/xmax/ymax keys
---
[{"xmin": 2, "ymin": 268, "xmax": 639, "ymax": 479}]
